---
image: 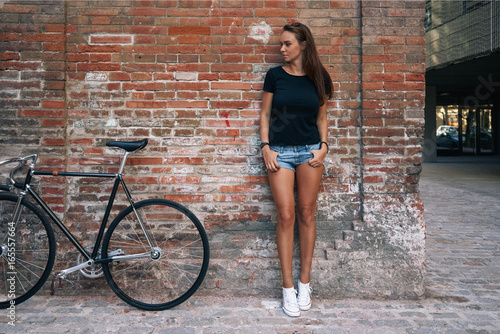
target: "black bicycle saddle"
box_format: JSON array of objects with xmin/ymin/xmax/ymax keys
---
[{"xmin": 106, "ymin": 139, "xmax": 148, "ymax": 152}]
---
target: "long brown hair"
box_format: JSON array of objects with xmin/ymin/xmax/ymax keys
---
[{"xmin": 283, "ymin": 22, "xmax": 333, "ymax": 105}]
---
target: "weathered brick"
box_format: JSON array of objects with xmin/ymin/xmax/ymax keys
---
[
  {"xmin": 90, "ymin": 35, "xmax": 133, "ymax": 44},
  {"xmin": 127, "ymin": 8, "xmax": 166, "ymax": 16}
]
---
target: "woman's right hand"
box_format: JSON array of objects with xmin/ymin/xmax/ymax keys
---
[{"xmin": 262, "ymin": 146, "xmax": 280, "ymax": 172}]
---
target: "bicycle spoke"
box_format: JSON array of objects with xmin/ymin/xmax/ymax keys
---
[
  {"xmin": 164, "ymin": 238, "xmax": 204, "ymax": 252},
  {"xmin": 163, "ymin": 266, "xmax": 195, "ymax": 286},
  {"xmin": 13, "ymin": 258, "xmax": 44, "ymax": 276},
  {"xmin": 163, "ymin": 259, "xmax": 204, "ymax": 267},
  {"xmin": 121, "ymin": 216, "xmax": 151, "ymax": 252},
  {"xmin": 155, "ymin": 262, "xmax": 176, "ymax": 291},
  {"xmin": 108, "ymin": 259, "xmax": 152, "ymax": 279},
  {"xmin": 13, "ymin": 271, "xmax": 30, "ymax": 294}
]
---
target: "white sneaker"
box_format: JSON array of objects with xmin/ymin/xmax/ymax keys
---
[
  {"xmin": 297, "ymin": 281, "xmax": 312, "ymax": 311},
  {"xmin": 282, "ymin": 287, "xmax": 300, "ymax": 317}
]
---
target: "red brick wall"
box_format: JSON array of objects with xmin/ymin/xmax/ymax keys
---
[{"xmin": 0, "ymin": 0, "xmax": 426, "ymax": 298}]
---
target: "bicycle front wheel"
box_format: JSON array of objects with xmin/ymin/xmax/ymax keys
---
[
  {"xmin": 0, "ymin": 194, "xmax": 56, "ymax": 308},
  {"xmin": 102, "ymin": 199, "xmax": 209, "ymax": 311}
]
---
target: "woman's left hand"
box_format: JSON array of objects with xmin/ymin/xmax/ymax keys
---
[{"xmin": 309, "ymin": 145, "xmax": 327, "ymax": 168}]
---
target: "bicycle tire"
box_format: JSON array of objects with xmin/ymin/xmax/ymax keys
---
[
  {"xmin": 0, "ymin": 193, "xmax": 56, "ymax": 308},
  {"xmin": 102, "ymin": 198, "xmax": 209, "ymax": 311}
]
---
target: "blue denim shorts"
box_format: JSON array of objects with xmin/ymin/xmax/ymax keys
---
[{"xmin": 269, "ymin": 142, "xmax": 321, "ymax": 171}]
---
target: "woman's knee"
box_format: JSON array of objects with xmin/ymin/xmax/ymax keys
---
[
  {"xmin": 276, "ymin": 209, "xmax": 295, "ymax": 228},
  {"xmin": 296, "ymin": 206, "xmax": 315, "ymax": 226}
]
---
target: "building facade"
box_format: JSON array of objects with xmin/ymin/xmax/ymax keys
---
[
  {"xmin": 425, "ymin": 0, "xmax": 500, "ymax": 160},
  {"xmin": 0, "ymin": 0, "xmax": 426, "ymax": 298}
]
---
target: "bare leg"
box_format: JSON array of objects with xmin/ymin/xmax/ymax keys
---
[
  {"xmin": 295, "ymin": 162, "xmax": 323, "ymax": 284},
  {"xmin": 268, "ymin": 168, "xmax": 296, "ymax": 289}
]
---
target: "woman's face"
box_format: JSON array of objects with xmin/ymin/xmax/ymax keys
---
[{"xmin": 280, "ymin": 30, "xmax": 304, "ymax": 64}]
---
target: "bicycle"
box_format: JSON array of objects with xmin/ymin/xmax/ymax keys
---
[{"xmin": 0, "ymin": 139, "xmax": 209, "ymax": 311}]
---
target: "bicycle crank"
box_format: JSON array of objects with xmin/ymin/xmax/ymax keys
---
[{"xmin": 76, "ymin": 246, "xmax": 103, "ymax": 278}]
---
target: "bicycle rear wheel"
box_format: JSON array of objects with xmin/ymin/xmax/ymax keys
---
[
  {"xmin": 102, "ymin": 199, "xmax": 209, "ymax": 311},
  {"xmin": 0, "ymin": 194, "xmax": 56, "ymax": 308}
]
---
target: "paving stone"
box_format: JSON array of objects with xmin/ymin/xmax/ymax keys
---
[
  {"xmin": 115, "ymin": 326, "xmax": 155, "ymax": 333},
  {"xmin": 430, "ymin": 313, "xmax": 461, "ymax": 319},
  {"xmin": 46, "ymin": 299, "xmax": 75, "ymax": 307},
  {"xmin": 158, "ymin": 328, "xmax": 195, "ymax": 334},
  {"xmin": 372, "ymin": 319, "xmax": 412, "ymax": 327},
  {"xmin": 0, "ymin": 323, "xmax": 32, "ymax": 333},
  {"xmin": 399, "ymin": 311, "xmax": 428, "ymax": 318},
  {"xmin": 312, "ymin": 328, "xmax": 347, "ymax": 334},
  {"xmin": 55, "ymin": 307, "xmax": 83, "ymax": 314},
  {"xmin": 80, "ymin": 300, "xmax": 109, "ymax": 308},
  {"xmin": 406, "ymin": 329, "xmax": 443, "ymax": 334},
  {"xmin": 52, "ymin": 316, "xmax": 89, "ymax": 325}
]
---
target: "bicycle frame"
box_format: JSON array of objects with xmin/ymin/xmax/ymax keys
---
[
  {"xmin": 29, "ymin": 170, "xmax": 120, "ymax": 262},
  {"xmin": 1, "ymin": 151, "xmax": 155, "ymax": 274}
]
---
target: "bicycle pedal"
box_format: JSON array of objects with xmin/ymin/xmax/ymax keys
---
[{"xmin": 50, "ymin": 273, "xmax": 75, "ymax": 295}]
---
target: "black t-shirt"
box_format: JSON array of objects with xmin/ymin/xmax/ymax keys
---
[{"xmin": 263, "ymin": 66, "xmax": 324, "ymax": 146}]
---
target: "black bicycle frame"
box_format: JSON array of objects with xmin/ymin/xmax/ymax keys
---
[{"xmin": 24, "ymin": 169, "xmax": 134, "ymax": 263}]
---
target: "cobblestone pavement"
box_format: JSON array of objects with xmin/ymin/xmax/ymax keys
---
[{"xmin": 1, "ymin": 156, "xmax": 499, "ymax": 333}]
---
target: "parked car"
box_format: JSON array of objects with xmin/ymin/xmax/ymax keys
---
[
  {"xmin": 436, "ymin": 126, "xmax": 459, "ymax": 149},
  {"xmin": 436, "ymin": 125, "xmax": 458, "ymax": 137}
]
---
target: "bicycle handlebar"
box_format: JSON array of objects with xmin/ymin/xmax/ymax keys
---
[
  {"xmin": 0, "ymin": 154, "xmax": 37, "ymax": 167},
  {"xmin": 0, "ymin": 154, "xmax": 38, "ymax": 189}
]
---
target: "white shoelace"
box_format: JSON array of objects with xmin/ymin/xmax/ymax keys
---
[{"xmin": 297, "ymin": 285, "xmax": 312, "ymax": 304}]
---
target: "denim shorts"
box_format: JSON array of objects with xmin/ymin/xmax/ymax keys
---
[{"xmin": 269, "ymin": 142, "xmax": 321, "ymax": 171}]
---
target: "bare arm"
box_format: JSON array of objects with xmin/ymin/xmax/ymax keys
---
[
  {"xmin": 309, "ymin": 99, "xmax": 328, "ymax": 167},
  {"xmin": 260, "ymin": 91, "xmax": 272, "ymax": 144},
  {"xmin": 259, "ymin": 91, "xmax": 280, "ymax": 172},
  {"xmin": 317, "ymin": 101, "xmax": 328, "ymax": 143}
]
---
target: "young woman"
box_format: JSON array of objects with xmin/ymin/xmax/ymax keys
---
[{"xmin": 259, "ymin": 22, "xmax": 333, "ymax": 317}]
